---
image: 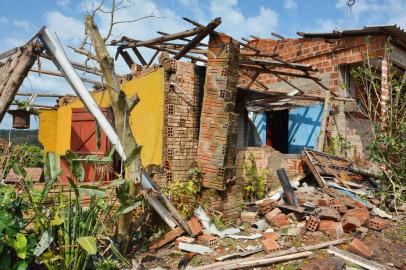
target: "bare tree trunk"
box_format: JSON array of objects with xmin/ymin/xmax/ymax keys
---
[
  {"xmin": 85, "ymin": 15, "xmax": 141, "ymax": 252},
  {"xmin": 0, "ymin": 41, "xmax": 43, "ymax": 122}
]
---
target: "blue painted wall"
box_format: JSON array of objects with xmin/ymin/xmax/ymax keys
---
[
  {"xmin": 249, "ymin": 112, "xmax": 267, "ymax": 145},
  {"xmin": 288, "ymin": 103, "xmax": 323, "ymax": 153}
]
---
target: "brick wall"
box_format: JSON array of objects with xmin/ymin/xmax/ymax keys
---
[
  {"xmin": 155, "ymin": 60, "xmax": 206, "ymax": 187},
  {"xmin": 197, "ymin": 33, "xmax": 240, "ymax": 191},
  {"xmin": 241, "ymin": 35, "xmax": 388, "ymax": 159},
  {"xmin": 236, "ymin": 146, "xmax": 305, "ymax": 193}
]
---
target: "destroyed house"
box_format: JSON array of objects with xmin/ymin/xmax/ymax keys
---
[{"xmin": 35, "ymin": 25, "xmax": 406, "ymax": 220}]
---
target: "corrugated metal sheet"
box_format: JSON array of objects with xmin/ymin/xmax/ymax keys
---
[{"xmin": 298, "ymin": 25, "xmax": 406, "ymax": 48}]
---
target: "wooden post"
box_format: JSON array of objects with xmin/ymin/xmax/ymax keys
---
[
  {"xmin": 0, "ymin": 41, "xmax": 43, "ymax": 123},
  {"xmin": 317, "ymin": 91, "xmax": 331, "ymax": 151}
]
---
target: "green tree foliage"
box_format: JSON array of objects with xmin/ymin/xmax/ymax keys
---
[
  {"xmin": 0, "ymin": 152, "xmax": 143, "ymax": 269},
  {"xmin": 351, "ymin": 41, "xmax": 406, "ymax": 208}
]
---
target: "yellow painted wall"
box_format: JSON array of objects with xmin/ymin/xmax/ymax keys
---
[{"xmin": 38, "ymin": 68, "xmax": 165, "ymax": 166}]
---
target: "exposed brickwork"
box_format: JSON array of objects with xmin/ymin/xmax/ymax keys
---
[
  {"xmin": 240, "ymin": 35, "xmax": 388, "ymax": 159},
  {"xmin": 156, "ymin": 61, "xmax": 206, "ymax": 187},
  {"xmin": 197, "ymin": 33, "xmax": 240, "ymax": 191},
  {"xmin": 236, "ymin": 146, "xmax": 305, "ymax": 192}
]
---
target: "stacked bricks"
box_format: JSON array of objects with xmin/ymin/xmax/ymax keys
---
[
  {"xmin": 197, "ymin": 32, "xmax": 240, "ymax": 191},
  {"xmin": 157, "ymin": 60, "xmax": 206, "ymax": 187}
]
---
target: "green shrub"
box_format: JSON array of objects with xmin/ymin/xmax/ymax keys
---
[{"xmin": 243, "ymin": 153, "xmax": 267, "ymax": 202}]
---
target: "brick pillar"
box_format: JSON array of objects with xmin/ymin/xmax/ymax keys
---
[
  {"xmin": 197, "ymin": 33, "xmax": 239, "ymax": 191},
  {"xmin": 380, "ymin": 56, "xmax": 389, "ymax": 126}
]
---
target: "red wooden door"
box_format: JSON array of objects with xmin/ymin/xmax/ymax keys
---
[
  {"xmin": 70, "ymin": 108, "xmax": 110, "ymax": 155},
  {"xmin": 60, "ymin": 108, "xmax": 114, "ymax": 183}
]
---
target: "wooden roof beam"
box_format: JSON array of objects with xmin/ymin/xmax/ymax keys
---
[
  {"xmin": 157, "ymin": 31, "xmax": 208, "ymax": 47},
  {"xmin": 40, "ymin": 54, "xmax": 103, "ymax": 76},
  {"xmin": 114, "ymin": 24, "xmax": 207, "ymax": 47},
  {"xmin": 132, "ymin": 47, "xmax": 147, "ymax": 66},
  {"xmin": 174, "ymin": 17, "xmax": 221, "ymax": 60},
  {"xmin": 30, "ymin": 68, "xmax": 102, "ymax": 87},
  {"xmin": 240, "ymin": 64, "xmax": 322, "ymax": 81}
]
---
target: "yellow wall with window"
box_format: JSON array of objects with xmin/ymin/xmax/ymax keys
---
[{"xmin": 38, "ymin": 68, "xmax": 165, "ymax": 166}]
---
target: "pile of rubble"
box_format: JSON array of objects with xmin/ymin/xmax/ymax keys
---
[{"xmin": 140, "ymin": 149, "xmax": 406, "ymax": 270}]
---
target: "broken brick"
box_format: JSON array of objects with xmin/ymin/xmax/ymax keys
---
[
  {"xmin": 175, "ymin": 236, "xmax": 195, "ymax": 245},
  {"xmin": 343, "ymin": 208, "xmax": 370, "ymax": 225},
  {"xmin": 187, "ymin": 217, "xmax": 203, "ymax": 236},
  {"xmin": 306, "ymin": 216, "xmax": 320, "ymax": 232},
  {"xmin": 241, "ymin": 211, "xmax": 258, "ymax": 223},
  {"xmin": 318, "ymin": 199, "xmax": 328, "ymax": 206},
  {"xmin": 318, "ymin": 220, "xmax": 336, "ymax": 232},
  {"xmin": 258, "ymin": 199, "xmax": 277, "ymax": 213},
  {"xmin": 197, "ymin": 234, "xmax": 218, "ymax": 247},
  {"xmin": 262, "ymin": 232, "xmax": 278, "ymax": 241},
  {"xmin": 149, "ymin": 226, "xmax": 184, "ymax": 250},
  {"xmin": 327, "ymin": 222, "xmax": 344, "ymax": 239},
  {"xmin": 368, "ymin": 217, "xmax": 390, "ymax": 231},
  {"xmin": 317, "ymin": 206, "xmax": 341, "ymax": 221},
  {"xmin": 265, "ymin": 208, "xmax": 282, "ymax": 222},
  {"xmin": 261, "ymin": 238, "xmax": 280, "ymax": 253},
  {"xmin": 270, "ymin": 213, "xmax": 290, "ymax": 227},
  {"xmin": 348, "ymin": 238, "xmax": 373, "ymax": 259},
  {"xmin": 342, "ymin": 216, "xmax": 362, "ymax": 232}
]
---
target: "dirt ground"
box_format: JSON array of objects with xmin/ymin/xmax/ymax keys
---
[{"xmin": 131, "ymin": 219, "xmax": 406, "ymax": 269}]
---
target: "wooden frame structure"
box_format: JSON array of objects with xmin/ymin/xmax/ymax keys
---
[{"xmin": 108, "ymin": 17, "xmax": 348, "ymax": 112}]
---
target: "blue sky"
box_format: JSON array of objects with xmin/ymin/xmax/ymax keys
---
[{"xmin": 1, "ymin": 0, "xmax": 406, "ymax": 129}]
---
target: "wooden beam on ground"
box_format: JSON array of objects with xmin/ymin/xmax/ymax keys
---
[
  {"xmin": 30, "ymin": 68, "xmax": 102, "ymax": 86},
  {"xmin": 174, "ymin": 17, "xmax": 221, "ymax": 60},
  {"xmin": 131, "ymin": 47, "xmax": 147, "ymax": 66}
]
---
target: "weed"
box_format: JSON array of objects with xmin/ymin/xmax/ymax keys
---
[{"xmin": 243, "ymin": 153, "xmax": 267, "ymax": 202}]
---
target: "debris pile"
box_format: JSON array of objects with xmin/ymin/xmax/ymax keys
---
[{"xmin": 139, "ymin": 148, "xmax": 406, "ymax": 269}]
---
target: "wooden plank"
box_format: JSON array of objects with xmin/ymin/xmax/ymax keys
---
[
  {"xmin": 173, "ymin": 17, "xmax": 221, "ymax": 60},
  {"xmin": 131, "ymin": 47, "xmax": 147, "ymax": 66},
  {"xmin": 119, "ymin": 50, "xmax": 135, "ymax": 68},
  {"xmin": 303, "ymin": 149, "xmax": 327, "ymax": 187}
]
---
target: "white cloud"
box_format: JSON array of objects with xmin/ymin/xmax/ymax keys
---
[
  {"xmin": 13, "ymin": 20, "xmax": 30, "ymax": 32},
  {"xmin": 209, "ymin": 0, "xmax": 278, "ymax": 38},
  {"xmin": 45, "ymin": 11, "xmax": 84, "ymax": 43},
  {"xmin": 0, "ymin": 16, "xmax": 8, "ymax": 24},
  {"xmin": 312, "ymin": 0, "xmax": 406, "ymax": 33},
  {"xmin": 284, "ymin": 0, "xmax": 297, "ymax": 10},
  {"xmin": 57, "ymin": 0, "xmax": 70, "ymax": 7}
]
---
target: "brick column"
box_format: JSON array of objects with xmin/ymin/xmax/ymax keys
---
[{"xmin": 197, "ymin": 33, "xmax": 239, "ymax": 191}]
